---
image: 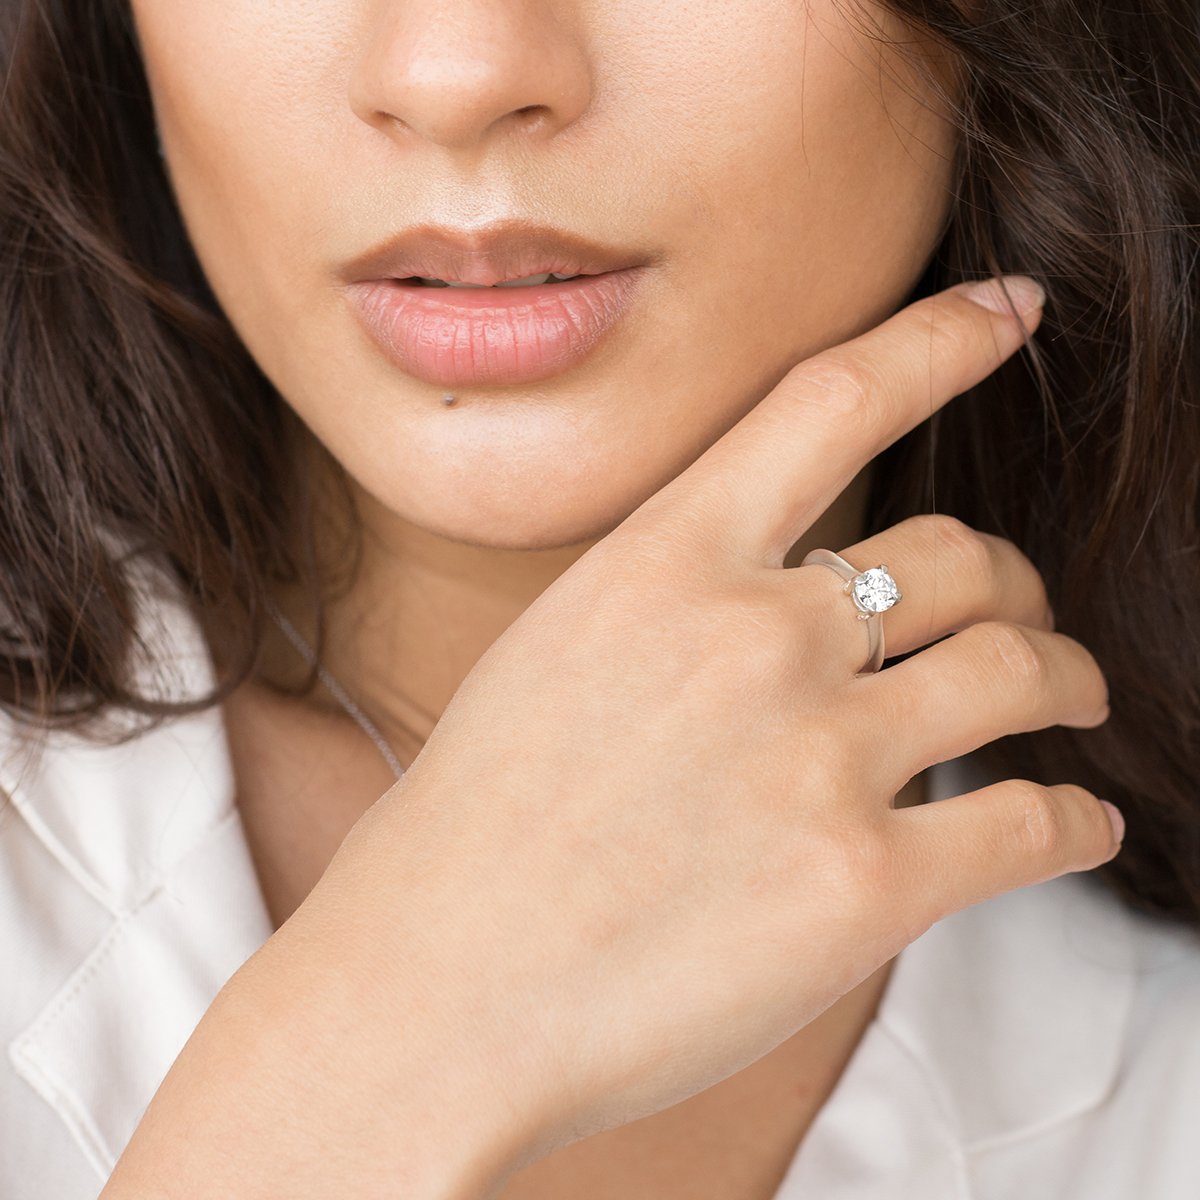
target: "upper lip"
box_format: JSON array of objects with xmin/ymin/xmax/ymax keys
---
[{"xmin": 341, "ymin": 217, "xmax": 651, "ymax": 287}]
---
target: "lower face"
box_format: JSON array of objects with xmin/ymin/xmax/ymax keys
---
[{"xmin": 129, "ymin": 0, "xmax": 960, "ymax": 552}]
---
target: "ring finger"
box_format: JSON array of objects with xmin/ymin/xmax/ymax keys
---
[{"xmin": 777, "ymin": 512, "xmax": 1056, "ymax": 679}]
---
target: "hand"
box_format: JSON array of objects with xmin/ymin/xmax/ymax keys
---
[{"xmin": 301, "ymin": 273, "xmax": 1117, "ymax": 1184}]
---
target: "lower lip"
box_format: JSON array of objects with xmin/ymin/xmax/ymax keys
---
[{"xmin": 343, "ymin": 269, "xmax": 646, "ymax": 388}]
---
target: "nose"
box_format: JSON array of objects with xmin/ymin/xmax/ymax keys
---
[{"xmin": 348, "ymin": 0, "xmax": 594, "ymax": 154}]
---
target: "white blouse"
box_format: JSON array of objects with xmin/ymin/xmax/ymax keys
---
[{"xmin": 2, "ymin": 559, "xmax": 1200, "ymax": 1199}]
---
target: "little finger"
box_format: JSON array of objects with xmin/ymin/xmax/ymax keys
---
[{"xmin": 887, "ymin": 779, "xmax": 1123, "ymax": 923}]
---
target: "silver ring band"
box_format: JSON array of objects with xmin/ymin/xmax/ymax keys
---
[{"xmin": 799, "ymin": 548, "xmax": 903, "ymax": 675}]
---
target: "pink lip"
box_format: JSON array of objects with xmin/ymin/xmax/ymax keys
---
[{"xmin": 343, "ymin": 269, "xmax": 646, "ymax": 388}]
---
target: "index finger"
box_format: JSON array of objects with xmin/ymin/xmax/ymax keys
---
[{"xmin": 662, "ymin": 275, "xmax": 1046, "ymax": 566}]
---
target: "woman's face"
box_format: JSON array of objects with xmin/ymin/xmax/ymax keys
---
[{"xmin": 129, "ymin": 0, "xmax": 959, "ymax": 552}]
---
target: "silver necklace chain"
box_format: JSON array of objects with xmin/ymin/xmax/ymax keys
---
[{"xmin": 263, "ymin": 597, "xmax": 407, "ymax": 782}]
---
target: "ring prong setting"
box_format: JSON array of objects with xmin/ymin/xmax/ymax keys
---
[{"xmin": 848, "ymin": 565, "xmax": 902, "ymax": 615}]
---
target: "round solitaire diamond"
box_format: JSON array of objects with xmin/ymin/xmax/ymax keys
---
[{"xmin": 851, "ymin": 566, "xmax": 901, "ymax": 614}]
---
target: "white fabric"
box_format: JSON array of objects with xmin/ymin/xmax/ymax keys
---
[{"xmin": 2, "ymin": 560, "xmax": 1199, "ymax": 1199}]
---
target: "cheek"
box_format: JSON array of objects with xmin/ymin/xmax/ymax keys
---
[
  {"xmin": 654, "ymin": 1, "xmax": 960, "ymax": 368},
  {"xmin": 131, "ymin": 2, "xmax": 352, "ymax": 333}
]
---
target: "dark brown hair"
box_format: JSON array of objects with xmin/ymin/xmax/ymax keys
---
[{"xmin": 2, "ymin": 2, "xmax": 1197, "ymax": 927}]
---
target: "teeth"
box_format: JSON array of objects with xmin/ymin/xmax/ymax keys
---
[
  {"xmin": 493, "ymin": 272, "xmax": 553, "ymax": 288},
  {"xmin": 414, "ymin": 272, "xmax": 581, "ymax": 289}
]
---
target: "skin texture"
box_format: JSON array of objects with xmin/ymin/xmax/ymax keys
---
[{"xmin": 114, "ymin": 3, "xmax": 1060, "ymax": 1197}]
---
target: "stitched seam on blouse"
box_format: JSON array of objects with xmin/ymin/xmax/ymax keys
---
[
  {"xmin": 8, "ymin": 774, "xmax": 238, "ymax": 918},
  {"xmin": 9, "ymin": 804, "xmax": 244, "ymax": 1050},
  {"xmin": 878, "ymin": 1017, "xmax": 969, "ymax": 1147},
  {"xmin": 6, "ymin": 804, "xmax": 245, "ymax": 1174},
  {"xmin": 5, "ymin": 1041, "xmax": 113, "ymax": 1182},
  {"xmin": 962, "ymin": 1104, "xmax": 1102, "ymax": 1159},
  {"xmin": 7, "ymin": 885, "xmax": 163, "ymax": 1177},
  {"xmin": 879, "ymin": 996, "xmax": 1123, "ymax": 1165},
  {"xmin": 10, "ymin": 883, "xmax": 163, "ymax": 1052},
  {"xmin": 8, "ymin": 792, "xmax": 122, "ymax": 916}
]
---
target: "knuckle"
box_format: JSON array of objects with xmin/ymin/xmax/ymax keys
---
[
  {"xmin": 1007, "ymin": 779, "xmax": 1068, "ymax": 861},
  {"xmin": 898, "ymin": 515, "xmax": 1054, "ymax": 628},
  {"xmin": 793, "ymin": 354, "xmax": 883, "ymax": 432},
  {"xmin": 820, "ymin": 819, "xmax": 900, "ymax": 906},
  {"xmin": 909, "ymin": 513, "xmax": 995, "ymax": 585},
  {"xmin": 965, "ymin": 619, "xmax": 1046, "ymax": 690}
]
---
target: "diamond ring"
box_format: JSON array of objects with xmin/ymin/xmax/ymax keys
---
[{"xmin": 799, "ymin": 548, "xmax": 903, "ymax": 675}]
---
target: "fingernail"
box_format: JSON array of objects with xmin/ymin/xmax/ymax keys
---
[
  {"xmin": 959, "ymin": 274, "xmax": 1046, "ymax": 316},
  {"xmin": 1100, "ymin": 800, "xmax": 1126, "ymax": 844}
]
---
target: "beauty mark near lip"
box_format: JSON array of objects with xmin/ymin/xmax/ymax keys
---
[{"xmin": 343, "ymin": 269, "xmax": 647, "ymax": 388}]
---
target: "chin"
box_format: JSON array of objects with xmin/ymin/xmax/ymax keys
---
[
  {"xmin": 394, "ymin": 495, "xmax": 634, "ymax": 553},
  {"xmin": 339, "ymin": 398, "xmax": 693, "ymax": 553},
  {"xmin": 351, "ymin": 457, "xmax": 661, "ymax": 554}
]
